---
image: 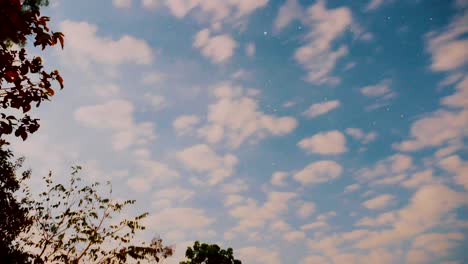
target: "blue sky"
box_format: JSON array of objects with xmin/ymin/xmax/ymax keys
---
[{"xmin": 11, "ymin": 0, "xmax": 468, "ymax": 263}]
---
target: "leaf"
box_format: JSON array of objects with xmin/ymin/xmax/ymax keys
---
[
  {"xmin": 56, "ymin": 75, "xmax": 64, "ymax": 89},
  {"xmin": 46, "ymin": 87, "xmax": 55, "ymax": 96}
]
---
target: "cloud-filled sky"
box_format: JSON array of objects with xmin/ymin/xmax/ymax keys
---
[{"xmin": 11, "ymin": 0, "xmax": 468, "ymax": 263}]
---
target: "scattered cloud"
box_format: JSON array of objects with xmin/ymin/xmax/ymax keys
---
[
  {"xmin": 176, "ymin": 144, "xmax": 238, "ymax": 185},
  {"xmin": 246, "ymin": 42, "xmax": 256, "ymax": 57},
  {"xmin": 144, "ymin": 207, "xmax": 214, "ymax": 231},
  {"xmin": 238, "ymin": 247, "xmax": 280, "ymax": 264},
  {"xmin": 198, "ymin": 82, "xmax": 297, "ymax": 148},
  {"xmin": 142, "ymin": 0, "xmax": 269, "ymax": 26},
  {"xmin": 298, "ymin": 130, "xmax": 347, "ymax": 155},
  {"xmin": 60, "ymin": 20, "xmax": 153, "ymax": 67},
  {"xmin": 113, "ymin": 0, "xmax": 132, "ymax": 9},
  {"xmin": 303, "ymin": 100, "xmax": 340, "ymax": 118},
  {"xmin": 439, "ymin": 155, "xmax": 468, "ymax": 190},
  {"xmin": 355, "ymin": 185, "xmax": 467, "ymax": 248},
  {"xmin": 394, "ymin": 110, "xmax": 468, "ymax": 151},
  {"xmin": 346, "ymin": 128, "xmax": 377, "ymax": 144},
  {"xmin": 364, "ymin": 0, "xmax": 383, "ymax": 11},
  {"xmin": 344, "ymin": 183, "xmax": 360, "ymax": 193},
  {"xmin": 229, "ymin": 191, "xmax": 297, "ymax": 232},
  {"xmin": 74, "ymin": 100, "xmax": 156, "ymax": 150},
  {"xmin": 141, "ymin": 0, "xmax": 159, "ymax": 10},
  {"xmin": 275, "ymin": 0, "xmax": 353, "ymax": 84},
  {"xmin": 294, "ymin": 160, "xmax": 343, "ymax": 185},
  {"xmin": 360, "ymin": 79, "xmax": 396, "ymax": 110},
  {"xmin": 362, "ymin": 194, "xmax": 395, "ymax": 210},
  {"xmin": 358, "ymin": 154, "xmax": 412, "ymax": 181},
  {"xmin": 193, "ymin": 29, "xmax": 237, "ymax": 64},
  {"xmin": 426, "ymin": 11, "xmax": 468, "ymax": 72},
  {"xmin": 271, "ymin": 171, "xmax": 289, "ymax": 187},
  {"xmin": 173, "ymin": 115, "xmax": 200, "ymax": 136},
  {"xmin": 297, "ymin": 201, "xmax": 316, "ymax": 218},
  {"xmin": 151, "ymin": 186, "xmax": 195, "ymax": 208}
]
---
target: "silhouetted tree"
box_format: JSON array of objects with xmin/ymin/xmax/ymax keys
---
[
  {"xmin": 0, "ymin": 140, "xmax": 34, "ymax": 263},
  {"xmin": 179, "ymin": 241, "xmax": 241, "ymax": 264},
  {"xmin": 20, "ymin": 167, "xmax": 174, "ymax": 263},
  {"xmin": 0, "ymin": 0, "xmax": 64, "ymax": 140}
]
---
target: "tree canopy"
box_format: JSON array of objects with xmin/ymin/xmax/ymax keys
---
[
  {"xmin": 179, "ymin": 241, "xmax": 242, "ymax": 264},
  {"xmin": 21, "ymin": 167, "xmax": 174, "ymax": 263},
  {"xmin": 0, "ymin": 141, "xmax": 34, "ymax": 263},
  {"xmin": 0, "ymin": 0, "xmax": 64, "ymax": 140}
]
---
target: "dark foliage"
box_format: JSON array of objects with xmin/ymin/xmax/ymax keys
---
[
  {"xmin": 180, "ymin": 241, "xmax": 242, "ymax": 264},
  {"xmin": 0, "ymin": 140, "xmax": 34, "ymax": 263},
  {"xmin": 0, "ymin": 0, "xmax": 64, "ymax": 140}
]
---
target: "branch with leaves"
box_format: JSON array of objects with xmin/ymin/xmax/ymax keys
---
[
  {"xmin": 0, "ymin": 0, "xmax": 64, "ymax": 140},
  {"xmin": 21, "ymin": 167, "xmax": 173, "ymax": 264}
]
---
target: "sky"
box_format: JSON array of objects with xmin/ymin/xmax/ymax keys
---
[{"xmin": 9, "ymin": 0, "xmax": 468, "ymax": 263}]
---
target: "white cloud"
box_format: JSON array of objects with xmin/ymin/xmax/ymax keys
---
[
  {"xmin": 274, "ymin": 0, "xmax": 303, "ymax": 31},
  {"xmin": 358, "ymin": 154, "xmax": 412, "ymax": 181},
  {"xmin": 231, "ymin": 69, "xmax": 252, "ymax": 80},
  {"xmin": 284, "ymin": 231, "xmax": 306, "ymax": 242},
  {"xmin": 442, "ymin": 75, "xmax": 468, "ymax": 109},
  {"xmin": 74, "ymin": 100, "xmax": 156, "ymax": 150},
  {"xmin": 238, "ymin": 247, "xmax": 280, "ymax": 264},
  {"xmin": 396, "ymin": 76, "xmax": 468, "ymax": 152},
  {"xmin": 394, "ymin": 110, "xmax": 468, "ymax": 151},
  {"xmin": 144, "ymin": 207, "xmax": 214, "ymax": 230},
  {"xmin": 412, "ymin": 232, "xmax": 464, "ymax": 256},
  {"xmin": 362, "ymin": 194, "xmax": 395, "ymax": 210},
  {"xmin": 151, "ymin": 187, "xmax": 195, "ymax": 208},
  {"xmin": 94, "ymin": 83, "xmax": 121, "ymax": 98},
  {"xmin": 360, "ymin": 79, "xmax": 396, "ymax": 109},
  {"xmin": 355, "ymin": 185, "xmax": 467, "ymax": 249},
  {"xmin": 402, "ymin": 170, "xmax": 437, "ymax": 189},
  {"xmin": 144, "ymin": 93, "xmax": 167, "ymax": 110},
  {"xmin": 173, "ymin": 115, "xmax": 200, "ymax": 136},
  {"xmin": 364, "ymin": 0, "xmax": 383, "ymax": 11},
  {"xmin": 303, "ymin": 100, "xmax": 340, "ymax": 118},
  {"xmin": 141, "ymin": 71, "xmax": 166, "ymax": 85},
  {"xmin": 176, "ymin": 144, "xmax": 238, "ymax": 185},
  {"xmin": 146, "ymin": 0, "xmax": 269, "ymax": 24},
  {"xmin": 360, "ymin": 79, "xmax": 394, "ymax": 98},
  {"xmin": 298, "ymin": 130, "xmax": 347, "ymax": 155},
  {"xmin": 344, "ymin": 183, "xmax": 360, "ymax": 193},
  {"xmin": 271, "ymin": 171, "xmax": 288, "ymax": 186},
  {"xmin": 246, "ymin": 42, "xmax": 256, "ymax": 57},
  {"xmin": 198, "ymin": 82, "xmax": 297, "ymax": 148},
  {"xmin": 426, "ymin": 11, "xmax": 468, "ymax": 72},
  {"xmin": 229, "ymin": 191, "xmax": 297, "ymax": 232},
  {"xmin": 221, "ymin": 178, "xmax": 249, "ymax": 194},
  {"xmin": 141, "ymin": 0, "xmax": 159, "ymax": 9},
  {"xmin": 113, "ymin": 0, "xmax": 132, "ymax": 8},
  {"xmin": 60, "ymin": 20, "xmax": 152, "ymax": 67},
  {"xmin": 275, "ymin": 0, "xmax": 352, "ymax": 84},
  {"xmin": 439, "ymin": 155, "xmax": 468, "ymax": 190},
  {"xmin": 346, "ymin": 128, "xmax": 377, "ymax": 144},
  {"xmin": 193, "ymin": 29, "xmax": 237, "ymax": 63},
  {"xmin": 301, "ymin": 255, "xmax": 329, "ymax": 264},
  {"xmin": 294, "ymin": 160, "xmax": 343, "ymax": 185},
  {"xmin": 298, "ymin": 201, "xmax": 316, "ymax": 218},
  {"xmin": 75, "ymin": 100, "xmax": 133, "ymax": 130},
  {"xmin": 224, "ymin": 194, "xmax": 245, "ymax": 207},
  {"xmin": 301, "ymin": 221, "xmax": 328, "ymax": 230},
  {"xmin": 127, "ymin": 159, "xmax": 180, "ymax": 192}
]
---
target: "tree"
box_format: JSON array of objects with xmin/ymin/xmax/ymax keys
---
[
  {"xmin": 0, "ymin": 140, "xmax": 34, "ymax": 263},
  {"xmin": 179, "ymin": 241, "xmax": 242, "ymax": 264},
  {"xmin": 0, "ymin": 0, "xmax": 64, "ymax": 140},
  {"xmin": 20, "ymin": 167, "xmax": 174, "ymax": 263}
]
